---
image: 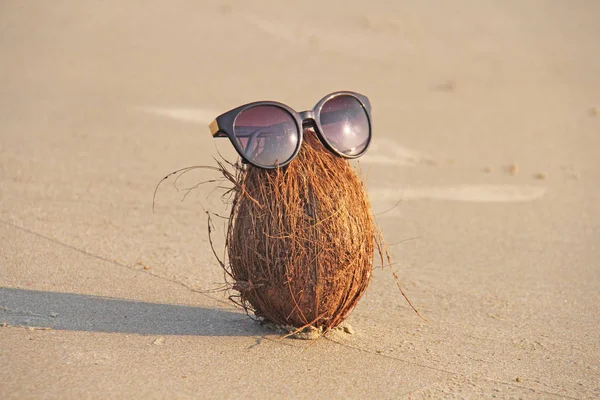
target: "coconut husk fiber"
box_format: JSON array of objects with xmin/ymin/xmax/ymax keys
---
[{"xmin": 223, "ymin": 129, "xmax": 376, "ymax": 332}]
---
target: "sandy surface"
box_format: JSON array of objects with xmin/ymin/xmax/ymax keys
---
[{"xmin": 1, "ymin": 1, "xmax": 599, "ymax": 398}]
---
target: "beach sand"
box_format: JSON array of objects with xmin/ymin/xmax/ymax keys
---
[{"xmin": 1, "ymin": 1, "xmax": 599, "ymax": 398}]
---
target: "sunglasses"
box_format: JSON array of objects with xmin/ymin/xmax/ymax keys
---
[{"xmin": 208, "ymin": 91, "xmax": 372, "ymax": 169}]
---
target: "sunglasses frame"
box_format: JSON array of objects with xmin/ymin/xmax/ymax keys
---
[{"xmin": 209, "ymin": 91, "xmax": 372, "ymax": 169}]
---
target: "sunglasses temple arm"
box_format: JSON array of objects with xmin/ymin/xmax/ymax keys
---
[{"xmin": 209, "ymin": 120, "xmax": 228, "ymax": 137}]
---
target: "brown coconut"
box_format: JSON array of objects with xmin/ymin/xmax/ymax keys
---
[{"xmin": 223, "ymin": 129, "xmax": 376, "ymax": 332}]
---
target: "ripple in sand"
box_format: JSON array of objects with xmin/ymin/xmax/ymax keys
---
[{"xmin": 370, "ymin": 184, "xmax": 548, "ymax": 204}]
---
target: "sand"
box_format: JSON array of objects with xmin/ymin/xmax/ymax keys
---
[{"xmin": 1, "ymin": 1, "xmax": 599, "ymax": 398}]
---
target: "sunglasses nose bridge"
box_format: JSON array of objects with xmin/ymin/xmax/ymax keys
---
[
  {"xmin": 299, "ymin": 110, "xmax": 317, "ymax": 130},
  {"xmin": 299, "ymin": 110, "xmax": 315, "ymax": 122}
]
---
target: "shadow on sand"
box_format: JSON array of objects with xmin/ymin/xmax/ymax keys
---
[{"xmin": 0, "ymin": 287, "xmax": 263, "ymax": 336}]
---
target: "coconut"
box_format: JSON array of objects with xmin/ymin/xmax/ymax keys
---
[{"xmin": 223, "ymin": 129, "xmax": 376, "ymax": 332}]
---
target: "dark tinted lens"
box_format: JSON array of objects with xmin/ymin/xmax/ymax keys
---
[
  {"xmin": 233, "ymin": 105, "xmax": 299, "ymax": 167},
  {"xmin": 319, "ymin": 95, "xmax": 370, "ymax": 156}
]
